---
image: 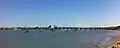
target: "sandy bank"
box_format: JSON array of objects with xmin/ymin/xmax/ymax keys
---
[{"xmin": 109, "ymin": 34, "xmax": 120, "ymax": 38}]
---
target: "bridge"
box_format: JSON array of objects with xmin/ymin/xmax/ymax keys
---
[{"xmin": 53, "ymin": 27, "xmax": 111, "ymax": 30}]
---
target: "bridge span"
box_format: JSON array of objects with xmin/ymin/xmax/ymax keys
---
[{"xmin": 53, "ymin": 27, "xmax": 111, "ymax": 30}]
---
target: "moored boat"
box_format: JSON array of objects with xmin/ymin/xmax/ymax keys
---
[{"xmin": 24, "ymin": 29, "xmax": 29, "ymax": 33}]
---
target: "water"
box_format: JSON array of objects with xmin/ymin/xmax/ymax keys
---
[{"xmin": 0, "ymin": 30, "xmax": 120, "ymax": 48}]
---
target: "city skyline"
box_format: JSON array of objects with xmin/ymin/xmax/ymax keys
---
[{"xmin": 0, "ymin": 0, "xmax": 120, "ymax": 27}]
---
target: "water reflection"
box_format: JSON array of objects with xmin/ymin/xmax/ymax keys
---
[
  {"xmin": 35, "ymin": 35, "xmax": 39, "ymax": 39},
  {"xmin": 64, "ymin": 30, "xmax": 69, "ymax": 34},
  {"xmin": 52, "ymin": 34, "xmax": 57, "ymax": 38}
]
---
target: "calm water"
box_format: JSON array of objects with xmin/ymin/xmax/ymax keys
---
[{"xmin": 0, "ymin": 30, "xmax": 120, "ymax": 48}]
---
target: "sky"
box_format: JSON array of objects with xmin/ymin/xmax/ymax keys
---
[{"xmin": 0, "ymin": 0, "xmax": 120, "ymax": 27}]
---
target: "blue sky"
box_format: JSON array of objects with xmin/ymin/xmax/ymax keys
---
[{"xmin": 0, "ymin": 0, "xmax": 120, "ymax": 27}]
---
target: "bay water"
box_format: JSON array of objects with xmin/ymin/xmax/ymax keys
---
[{"xmin": 0, "ymin": 30, "xmax": 120, "ymax": 48}]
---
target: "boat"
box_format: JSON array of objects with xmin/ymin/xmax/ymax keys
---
[
  {"xmin": 39, "ymin": 30, "xmax": 41, "ymax": 33},
  {"xmin": 23, "ymin": 20, "xmax": 29, "ymax": 33},
  {"xmin": 108, "ymin": 41, "xmax": 120, "ymax": 48},
  {"xmin": 24, "ymin": 29, "xmax": 29, "ymax": 33}
]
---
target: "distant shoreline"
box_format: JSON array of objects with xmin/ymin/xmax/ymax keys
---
[{"xmin": 0, "ymin": 25, "xmax": 120, "ymax": 30}]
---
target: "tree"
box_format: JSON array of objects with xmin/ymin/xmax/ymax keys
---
[
  {"xmin": 17, "ymin": 27, "xmax": 22, "ymax": 30},
  {"xmin": 34, "ymin": 27, "xmax": 39, "ymax": 30},
  {"xmin": 54, "ymin": 25, "xmax": 57, "ymax": 29},
  {"xmin": 48, "ymin": 25, "xmax": 51, "ymax": 28}
]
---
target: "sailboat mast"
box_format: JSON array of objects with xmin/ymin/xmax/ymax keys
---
[
  {"xmin": 24, "ymin": 19, "xmax": 29, "ymax": 33},
  {"xmin": 25, "ymin": 19, "xmax": 27, "ymax": 28}
]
